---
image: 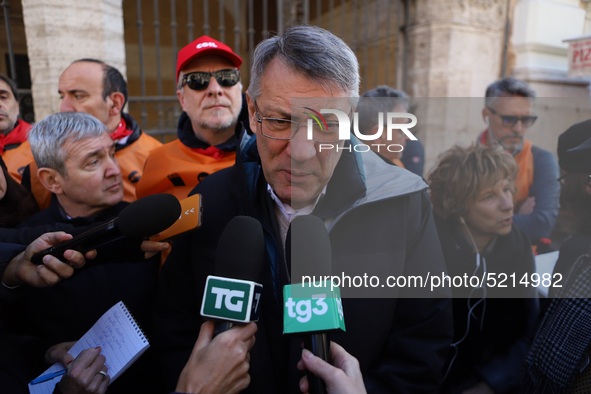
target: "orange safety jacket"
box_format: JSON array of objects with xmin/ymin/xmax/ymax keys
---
[
  {"xmin": 479, "ymin": 130, "xmax": 534, "ymax": 206},
  {"xmin": 2, "ymin": 120, "xmax": 32, "ymax": 182},
  {"xmin": 136, "ymin": 112, "xmax": 239, "ymax": 201}
]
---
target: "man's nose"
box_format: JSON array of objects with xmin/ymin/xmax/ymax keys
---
[
  {"xmin": 60, "ymin": 97, "xmax": 75, "ymax": 112},
  {"xmin": 512, "ymin": 120, "xmax": 526, "ymax": 134},
  {"xmin": 105, "ymin": 156, "xmax": 122, "ymax": 177},
  {"xmin": 205, "ymin": 76, "xmax": 223, "ymax": 97},
  {"xmin": 287, "ymin": 125, "xmax": 317, "ymax": 162}
]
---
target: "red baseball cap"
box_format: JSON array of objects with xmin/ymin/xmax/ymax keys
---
[{"xmin": 176, "ymin": 35, "xmax": 243, "ymax": 82}]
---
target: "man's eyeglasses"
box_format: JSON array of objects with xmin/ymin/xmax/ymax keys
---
[
  {"xmin": 487, "ymin": 106, "xmax": 537, "ymax": 128},
  {"xmin": 254, "ymin": 101, "xmax": 348, "ymax": 143},
  {"xmin": 558, "ymin": 174, "xmax": 591, "ymax": 187},
  {"xmin": 180, "ymin": 69, "xmax": 240, "ymax": 91}
]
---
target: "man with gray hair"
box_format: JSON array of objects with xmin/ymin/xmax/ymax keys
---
[
  {"xmin": 154, "ymin": 25, "xmax": 452, "ymax": 393},
  {"xmin": 7, "ymin": 112, "xmax": 162, "ymax": 393},
  {"xmin": 17, "ymin": 59, "xmax": 162, "ymax": 210},
  {"xmin": 479, "ymin": 77, "xmax": 559, "ymax": 245},
  {"xmin": 8, "ymin": 112, "xmax": 256, "ymax": 393}
]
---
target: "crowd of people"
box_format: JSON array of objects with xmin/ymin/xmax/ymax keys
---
[{"xmin": 0, "ymin": 23, "xmax": 589, "ymax": 394}]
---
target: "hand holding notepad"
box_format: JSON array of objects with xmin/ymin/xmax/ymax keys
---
[{"xmin": 29, "ymin": 301, "xmax": 150, "ymax": 394}]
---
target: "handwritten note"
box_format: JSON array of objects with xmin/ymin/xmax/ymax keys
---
[{"xmin": 29, "ymin": 301, "xmax": 149, "ymax": 394}]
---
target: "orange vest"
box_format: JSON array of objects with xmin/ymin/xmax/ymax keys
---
[
  {"xmin": 29, "ymin": 132, "xmax": 162, "ymax": 210},
  {"xmin": 136, "ymin": 139, "xmax": 237, "ymax": 201},
  {"xmin": 479, "ymin": 130, "xmax": 534, "ymax": 206},
  {"xmin": 2, "ymin": 120, "xmax": 32, "ymax": 182},
  {"xmin": 116, "ymin": 132, "xmax": 162, "ymax": 201},
  {"xmin": 513, "ymin": 139, "xmax": 535, "ymax": 205},
  {"xmin": 3, "ymin": 139, "xmax": 33, "ymax": 182}
]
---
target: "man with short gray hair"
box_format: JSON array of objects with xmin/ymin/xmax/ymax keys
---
[
  {"xmin": 0, "ymin": 74, "xmax": 31, "ymax": 181},
  {"xmin": 18, "ymin": 59, "xmax": 162, "ymax": 210},
  {"xmin": 9, "ymin": 112, "xmax": 162, "ymax": 393},
  {"xmin": 479, "ymin": 77, "xmax": 559, "ymax": 244},
  {"xmin": 155, "ymin": 25, "xmax": 451, "ymax": 393}
]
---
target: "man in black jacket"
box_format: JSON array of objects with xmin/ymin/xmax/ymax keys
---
[
  {"xmin": 5, "ymin": 112, "xmax": 161, "ymax": 393},
  {"xmin": 154, "ymin": 25, "xmax": 452, "ymax": 393}
]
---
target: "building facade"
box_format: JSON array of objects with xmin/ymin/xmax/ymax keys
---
[{"xmin": 2, "ymin": 0, "xmax": 590, "ymax": 170}]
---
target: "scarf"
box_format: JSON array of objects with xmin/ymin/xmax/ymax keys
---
[
  {"xmin": 479, "ymin": 130, "xmax": 534, "ymax": 205},
  {"xmin": 0, "ymin": 121, "xmax": 28, "ymax": 154}
]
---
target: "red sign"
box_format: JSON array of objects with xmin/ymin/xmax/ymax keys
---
[{"xmin": 568, "ymin": 36, "xmax": 591, "ymax": 77}]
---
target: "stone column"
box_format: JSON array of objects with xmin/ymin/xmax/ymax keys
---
[
  {"xmin": 21, "ymin": 0, "xmax": 126, "ymax": 120},
  {"xmin": 404, "ymin": 0, "xmax": 508, "ymax": 171},
  {"xmin": 405, "ymin": 0, "xmax": 508, "ymax": 98}
]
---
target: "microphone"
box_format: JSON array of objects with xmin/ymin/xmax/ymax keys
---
[
  {"xmin": 200, "ymin": 216, "xmax": 265, "ymax": 336},
  {"xmin": 31, "ymin": 193, "xmax": 182, "ymax": 264},
  {"xmin": 149, "ymin": 194, "xmax": 202, "ymax": 242},
  {"xmin": 284, "ymin": 215, "xmax": 345, "ymax": 394}
]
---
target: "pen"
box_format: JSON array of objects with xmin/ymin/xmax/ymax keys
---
[{"xmin": 30, "ymin": 369, "xmax": 67, "ymax": 385}]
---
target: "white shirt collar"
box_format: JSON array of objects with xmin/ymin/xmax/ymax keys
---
[{"xmin": 266, "ymin": 184, "xmax": 326, "ymax": 247}]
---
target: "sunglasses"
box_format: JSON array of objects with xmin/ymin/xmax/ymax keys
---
[
  {"xmin": 557, "ymin": 174, "xmax": 591, "ymax": 187},
  {"xmin": 487, "ymin": 106, "xmax": 537, "ymax": 128},
  {"xmin": 180, "ymin": 69, "xmax": 240, "ymax": 91}
]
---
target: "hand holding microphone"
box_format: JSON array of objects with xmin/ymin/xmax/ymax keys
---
[
  {"xmin": 200, "ymin": 216, "xmax": 265, "ymax": 336},
  {"xmin": 2, "ymin": 231, "xmax": 95, "ymax": 289},
  {"xmin": 175, "ymin": 320, "xmax": 257, "ymax": 394},
  {"xmin": 284, "ymin": 215, "xmax": 346, "ymax": 394},
  {"xmin": 31, "ymin": 194, "xmax": 181, "ymax": 265},
  {"xmin": 298, "ymin": 342, "xmax": 366, "ymax": 394},
  {"xmin": 179, "ymin": 216, "xmax": 264, "ymax": 393}
]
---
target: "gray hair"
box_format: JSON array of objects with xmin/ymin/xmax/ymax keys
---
[
  {"xmin": 29, "ymin": 112, "xmax": 108, "ymax": 174},
  {"xmin": 485, "ymin": 77, "xmax": 536, "ymax": 107},
  {"xmin": 247, "ymin": 25, "xmax": 360, "ymax": 99},
  {"xmin": 357, "ymin": 85, "xmax": 410, "ymax": 132}
]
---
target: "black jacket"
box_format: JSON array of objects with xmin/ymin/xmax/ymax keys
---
[
  {"xmin": 153, "ymin": 132, "xmax": 453, "ymax": 393},
  {"xmin": 435, "ymin": 216, "xmax": 540, "ymax": 394},
  {"xmin": 2, "ymin": 199, "xmax": 161, "ymax": 393}
]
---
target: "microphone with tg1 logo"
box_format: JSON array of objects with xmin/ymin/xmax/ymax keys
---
[
  {"xmin": 200, "ymin": 216, "xmax": 265, "ymax": 336},
  {"xmin": 284, "ymin": 215, "xmax": 346, "ymax": 394},
  {"xmin": 31, "ymin": 193, "xmax": 182, "ymax": 265}
]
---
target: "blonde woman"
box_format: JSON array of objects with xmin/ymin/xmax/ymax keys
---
[{"xmin": 429, "ymin": 144, "xmax": 540, "ymax": 394}]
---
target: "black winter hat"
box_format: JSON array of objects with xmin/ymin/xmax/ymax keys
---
[{"xmin": 557, "ymin": 119, "xmax": 591, "ymax": 173}]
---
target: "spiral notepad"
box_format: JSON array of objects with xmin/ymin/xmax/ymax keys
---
[{"xmin": 29, "ymin": 301, "xmax": 150, "ymax": 394}]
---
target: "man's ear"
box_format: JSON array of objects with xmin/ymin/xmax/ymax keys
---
[
  {"xmin": 246, "ymin": 94, "xmax": 258, "ymax": 134},
  {"xmin": 482, "ymin": 107, "xmax": 490, "ymax": 124},
  {"xmin": 37, "ymin": 167, "xmax": 64, "ymax": 195},
  {"xmin": 108, "ymin": 92, "xmax": 126, "ymax": 116},
  {"xmin": 177, "ymin": 88, "xmax": 187, "ymax": 112}
]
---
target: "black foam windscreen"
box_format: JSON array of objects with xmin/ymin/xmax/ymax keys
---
[
  {"xmin": 287, "ymin": 215, "xmax": 332, "ymax": 284},
  {"xmin": 214, "ymin": 216, "xmax": 265, "ymax": 282},
  {"xmin": 118, "ymin": 193, "xmax": 182, "ymax": 238}
]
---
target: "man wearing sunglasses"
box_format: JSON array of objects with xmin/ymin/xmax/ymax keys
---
[
  {"xmin": 479, "ymin": 77, "xmax": 559, "ymax": 246},
  {"xmin": 136, "ymin": 36, "xmax": 245, "ymax": 200}
]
